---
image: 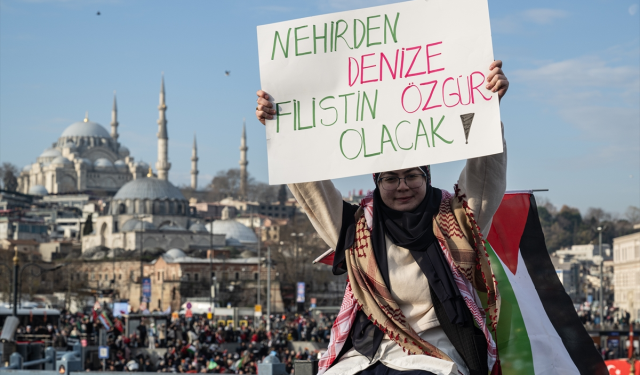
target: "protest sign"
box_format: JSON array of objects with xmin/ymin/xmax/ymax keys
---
[{"xmin": 258, "ymin": 0, "xmax": 502, "ymax": 184}]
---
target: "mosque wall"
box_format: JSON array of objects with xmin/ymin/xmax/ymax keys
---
[{"xmin": 82, "ymin": 226, "xmax": 225, "ymax": 252}]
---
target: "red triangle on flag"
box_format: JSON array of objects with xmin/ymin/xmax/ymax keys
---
[{"xmin": 487, "ymin": 193, "xmax": 530, "ymax": 275}]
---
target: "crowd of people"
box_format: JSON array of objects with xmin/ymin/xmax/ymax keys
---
[{"xmin": 15, "ymin": 307, "xmax": 337, "ymax": 373}]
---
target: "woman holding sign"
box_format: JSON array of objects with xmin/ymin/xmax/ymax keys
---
[{"xmin": 256, "ymin": 61, "xmax": 508, "ymax": 375}]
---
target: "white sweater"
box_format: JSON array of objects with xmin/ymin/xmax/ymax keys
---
[{"xmin": 288, "ymin": 124, "xmax": 507, "ymax": 375}]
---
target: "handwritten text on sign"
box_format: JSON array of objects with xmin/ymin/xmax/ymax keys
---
[{"xmin": 258, "ymin": 0, "xmax": 502, "ymax": 184}]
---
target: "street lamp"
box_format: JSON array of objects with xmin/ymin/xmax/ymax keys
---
[
  {"xmin": 597, "ymin": 226, "xmax": 605, "ymax": 325},
  {"xmin": 290, "ymin": 232, "xmax": 304, "ymax": 281},
  {"xmin": 0, "ymin": 262, "xmax": 13, "ymax": 308},
  {"xmin": 266, "ymin": 246, "xmax": 271, "ymax": 331},
  {"xmin": 205, "ymin": 217, "xmax": 215, "ymax": 312},
  {"xmin": 133, "ymin": 215, "xmax": 149, "ymax": 307},
  {"xmin": 12, "ymin": 247, "xmax": 66, "ymax": 314}
]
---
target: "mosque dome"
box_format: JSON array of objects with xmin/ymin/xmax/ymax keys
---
[
  {"xmin": 39, "ymin": 148, "xmax": 62, "ymax": 159},
  {"xmin": 22, "ymin": 165, "xmax": 32, "ymax": 172},
  {"xmin": 63, "ymin": 141, "xmax": 76, "ymax": 149},
  {"xmin": 188, "ymin": 223, "xmax": 208, "ymax": 233},
  {"xmin": 164, "ymin": 248, "xmax": 186, "ymax": 260},
  {"xmin": 28, "ymin": 185, "xmax": 48, "ymax": 196},
  {"xmin": 78, "ymin": 158, "xmax": 92, "ymax": 166},
  {"xmin": 51, "ymin": 156, "xmax": 72, "ymax": 166},
  {"xmin": 135, "ymin": 161, "xmax": 149, "ymax": 170},
  {"xmin": 114, "ymin": 177, "xmax": 186, "ymax": 201},
  {"xmin": 206, "ymin": 220, "xmax": 258, "ymax": 247},
  {"xmin": 119, "ymin": 146, "xmax": 130, "ymax": 157},
  {"xmin": 158, "ymin": 222, "xmax": 186, "ymax": 231},
  {"xmin": 121, "ymin": 219, "xmax": 156, "ymax": 232},
  {"xmin": 94, "ymin": 158, "xmax": 114, "ymax": 170},
  {"xmin": 114, "ymin": 160, "xmax": 128, "ymax": 171},
  {"xmin": 60, "ymin": 120, "xmax": 111, "ymax": 139}
]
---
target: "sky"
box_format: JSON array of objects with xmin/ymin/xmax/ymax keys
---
[{"xmin": 1, "ymin": 0, "xmax": 638, "ymax": 216}]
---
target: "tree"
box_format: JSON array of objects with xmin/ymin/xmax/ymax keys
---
[
  {"xmin": 277, "ymin": 184, "xmax": 288, "ymax": 204},
  {"xmin": 206, "ymin": 168, "xmax": 279, "ymax": 203},
  {"xmin": 537, "ymin": 200, "xmax": 635, "ymax": 253},
  {"xmin": 248, "ymin": 182, "xmax": 277, "ymax": 203},
  {"xmin": 625, "ymin": 206, "xmax": 640, "ymax": 224},
  {"xmin": 208, "ymin": 169, "xmax": 244, "ymax": 201},
  {"xmin": 0, "ymin": 163, "xmax": 19, "ymax": 191}
]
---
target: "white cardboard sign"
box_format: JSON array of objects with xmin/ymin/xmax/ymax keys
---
[{"xmin": 258, "ymin": 0, "xmax": 502, "ymax": 185}]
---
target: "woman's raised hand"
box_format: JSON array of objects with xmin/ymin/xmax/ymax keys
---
[
  {"xmin": 486, "ymin": 60, "xmax": 509, "ymax": 101},
  {"xmin": 256, "ymin": 90, "xmax": 275, "ymax": 126}
]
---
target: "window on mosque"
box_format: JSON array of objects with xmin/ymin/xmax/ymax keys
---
[
  {"xmin": 195, "ymin": 273, "xmax": 199, "ymax": 282},
  {"xmin": 254, "ymin": 273, "xmax": 258, "ymax": 280},
  {"xmin": 235, "ymin": 272, "xmax": 240, "ymax": 280}
]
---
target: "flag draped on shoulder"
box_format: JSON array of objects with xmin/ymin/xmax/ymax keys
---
[{"xmin": 485, "ymin": 192, "xmax": 607, "ymax": 375}]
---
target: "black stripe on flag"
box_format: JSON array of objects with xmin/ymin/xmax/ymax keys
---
[{"xmin": 519, "ymin": 195, "xmax": 607, "ymax": 375}]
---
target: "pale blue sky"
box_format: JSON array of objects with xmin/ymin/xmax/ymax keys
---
[{"xmin": 1, "ymin": 0, "xmax": 638, "ymax": 215}]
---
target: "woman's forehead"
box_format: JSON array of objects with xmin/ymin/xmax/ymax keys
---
[{"xmin": 379, "ymin": 167, "xmax": 421, "ymax": 176}]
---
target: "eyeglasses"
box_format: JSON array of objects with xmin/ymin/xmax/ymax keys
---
[{"xmin": 378, "ymin": 173, "xmax": 426, "ymax": 191}]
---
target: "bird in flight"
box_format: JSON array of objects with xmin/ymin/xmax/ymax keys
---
[
  {"xmin": 97, "ymin": 11, "xmax": 101, "ymax": 15},
  {"xmin": 225, "ymin": 71, "xmax": 230, "ymax": 76}
]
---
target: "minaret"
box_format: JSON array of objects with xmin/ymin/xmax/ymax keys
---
[
  {"xmin": 110, "ymin": 92, "xmax": 119, "ymax": 152},
  {"xmin": 156, "ymin": 74, "xmax": 171, "ymax": 181},
  {"xmin": 239, "ymin": 119, "xmax": 248, "ymax": 200},
  {"xmin": 191, "ymin": 134, "xmax": 199, "ymax": 190}
]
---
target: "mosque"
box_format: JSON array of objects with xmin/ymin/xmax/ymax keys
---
[{"xmin": 16, "ymin": 76, "xmax": 259, "ymax": 254}]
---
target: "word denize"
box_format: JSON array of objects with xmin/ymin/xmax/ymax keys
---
[{"xmin": 347, "ymin": 42, "xmax": 445, "ymax": 85}]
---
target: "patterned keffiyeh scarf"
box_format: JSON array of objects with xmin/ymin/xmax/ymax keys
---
[{"xmin": 318, "ymin": 186, "xmax": 500, "ymax": 374}]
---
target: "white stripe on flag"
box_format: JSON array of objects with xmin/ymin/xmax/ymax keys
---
[{"xmin": 501, "ymin": 251, "xmax": 580, "ymax": 375}]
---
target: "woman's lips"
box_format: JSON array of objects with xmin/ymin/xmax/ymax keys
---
[{"xmin": 396, "ymin": 196, "xmax": 413, "ymax": 203}]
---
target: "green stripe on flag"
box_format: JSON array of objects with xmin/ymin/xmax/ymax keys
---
[{"xmin": 484, "ymin": 241, "xmax": 535, "ymax": 375}]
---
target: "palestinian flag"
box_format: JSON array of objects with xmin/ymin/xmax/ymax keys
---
[
  {"xmin": 114, "ymin": 318, "xmax": 124, "ymax": 333},
  {"xmin": 187, "ymin": 345, "xmax": 196, "ymax": 355},
  {"xmin": 208, "ymin": 360, "xmax": 219, "ymax": 370},
  {"xmin": 485, "ymin": 192, "xmax": 607, "ymax": 374},
  {"xmin": 98, "ymin": 311, "xmax": 113, "ymax": 331}
]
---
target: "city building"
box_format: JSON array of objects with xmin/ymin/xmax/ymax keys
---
[
  {"xmin": 613, "ymin": 230, "xmax": 640, "ymax": 323},
  {"xmin": 39, "ymin": 240, "xmax": 74, "ymax": 262},
  {"xmin": 554, "ymin": 243, "xmax": 612, "ymax": 263},
  {"xmin": 76, "ymin": 249, "xmax": 283, "ymax": 312},
  {"xmin": 551, "ymin": 255, "xmax": 582, "ymax": 301}
]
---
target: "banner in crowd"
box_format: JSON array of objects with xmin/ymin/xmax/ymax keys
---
[
  {"xmin": 258, "ymin": 0, "xmax": 502, "ymax": 184},
  {"xmin": 142, "ymin": 277, "xmax": 151, "ymax": 303}
]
